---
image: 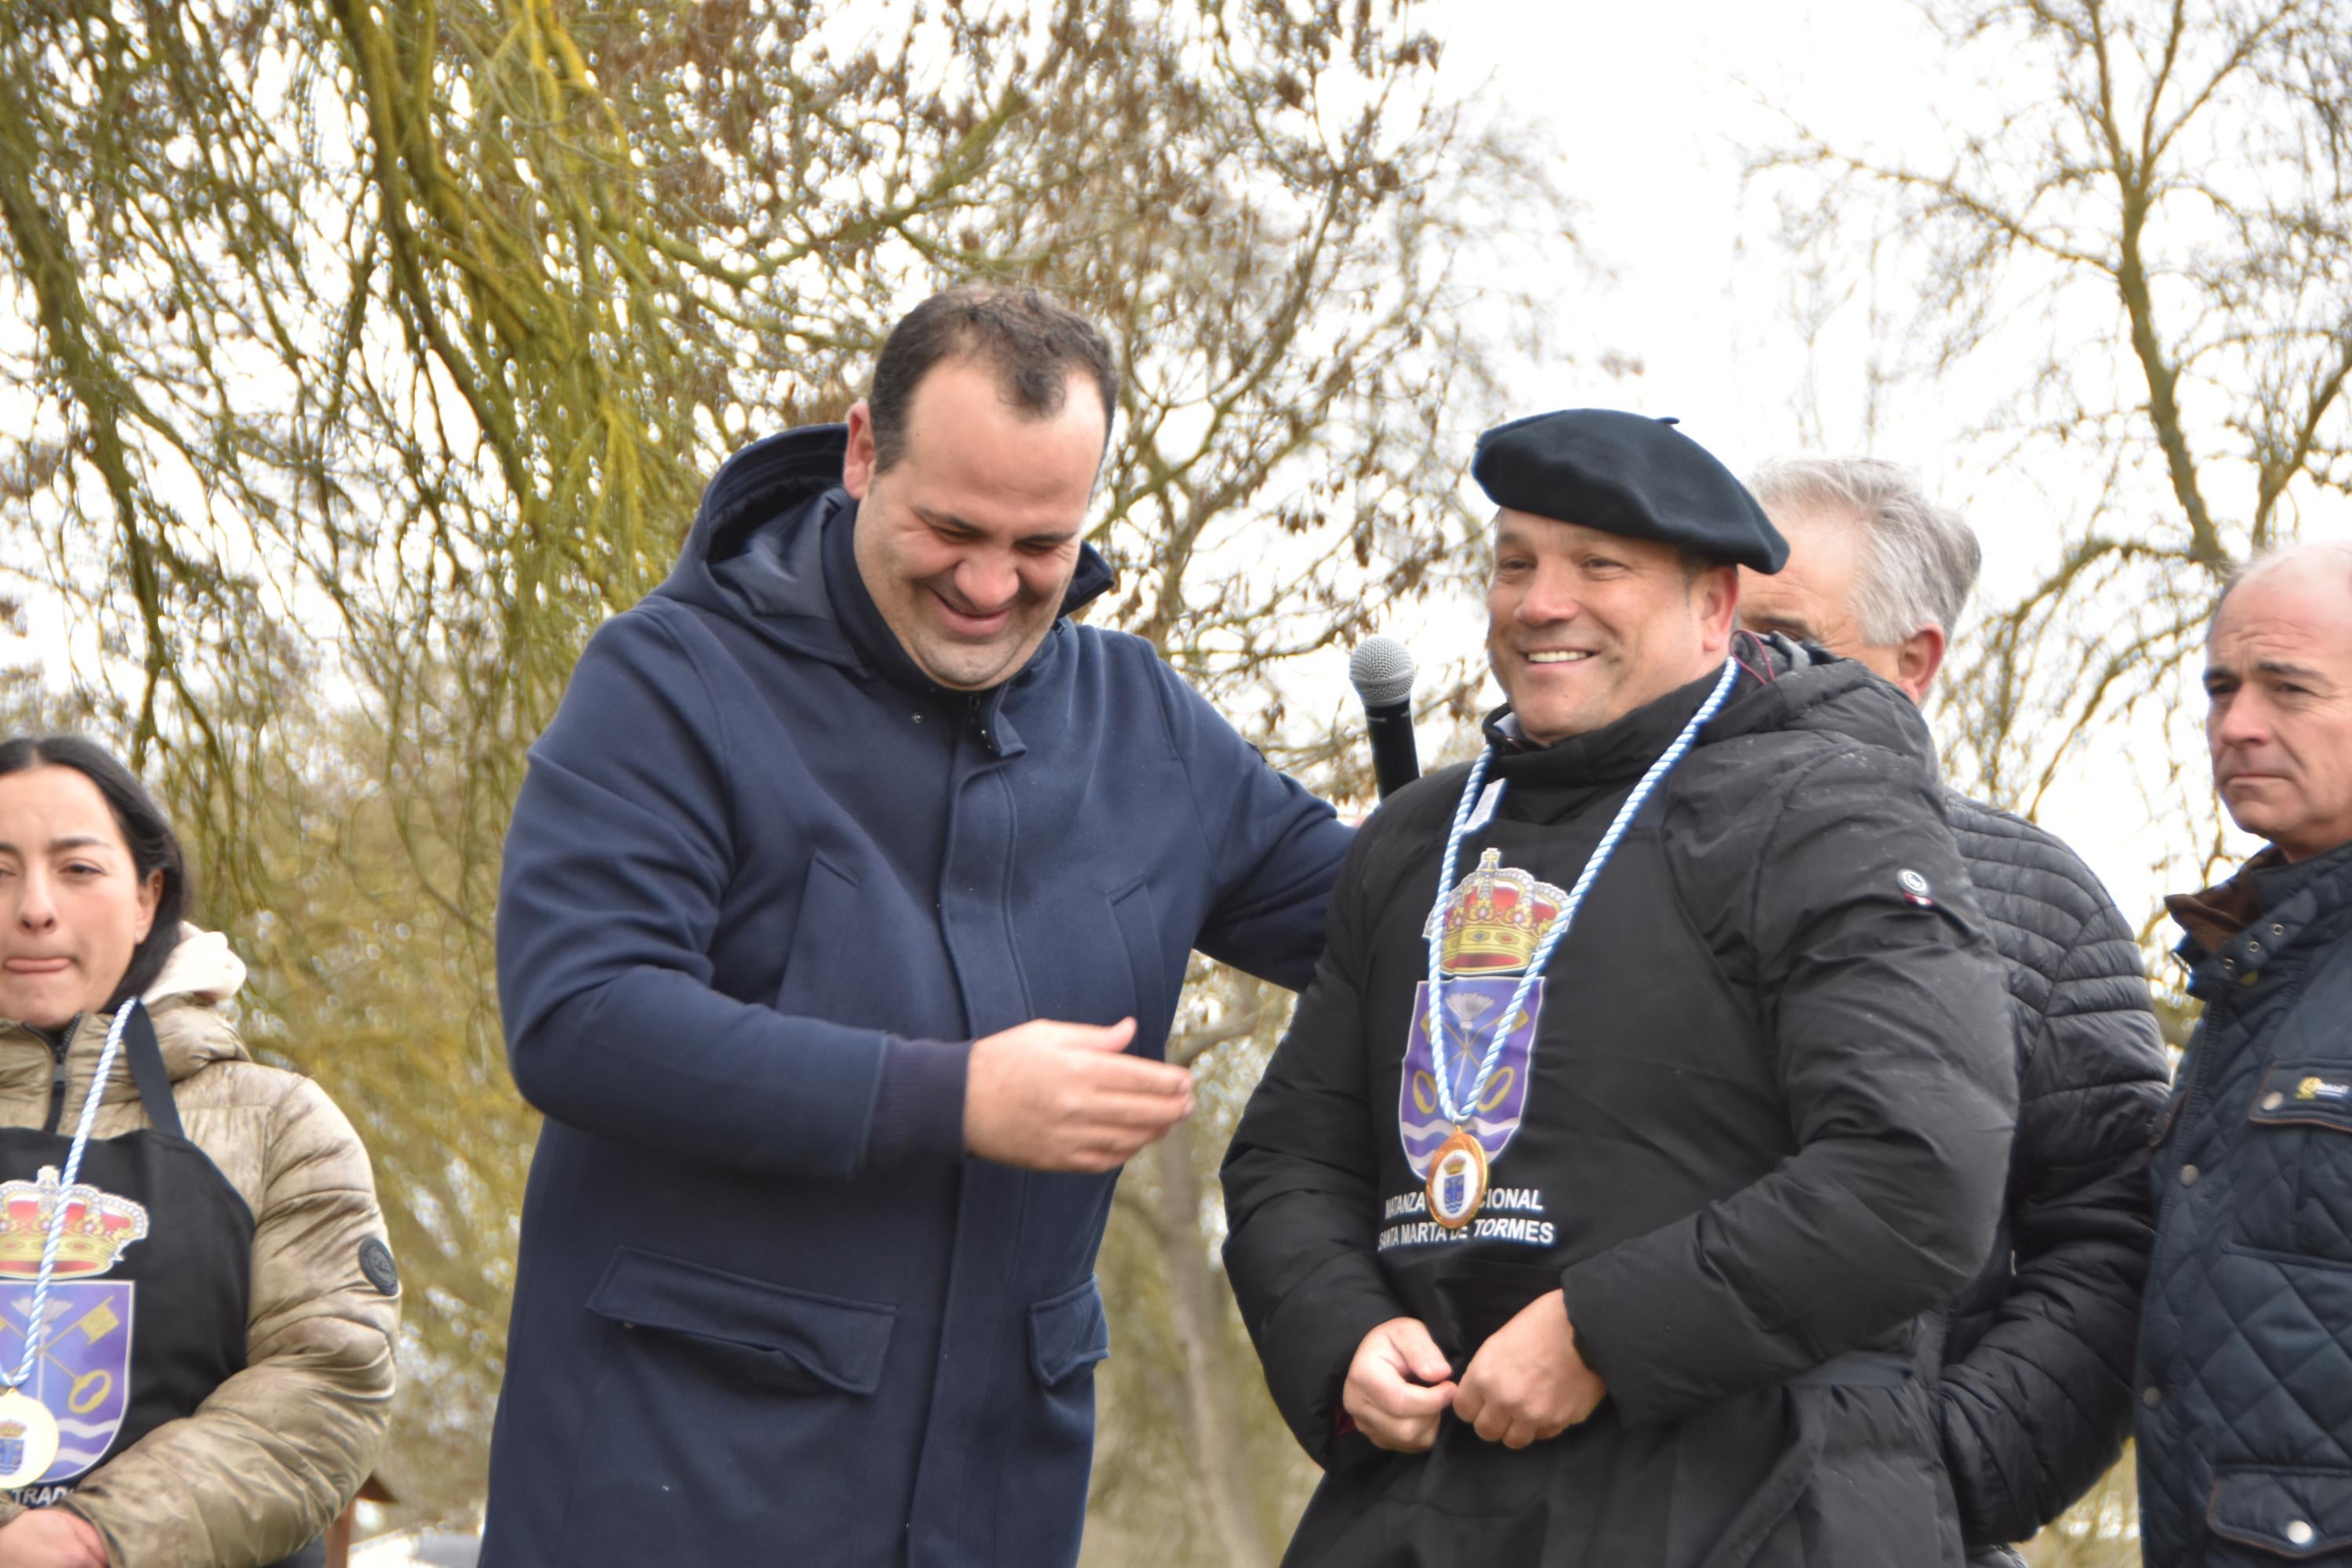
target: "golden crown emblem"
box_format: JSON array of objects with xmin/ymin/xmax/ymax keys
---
[
  {"xmin": 0, "ymin": 1167, "xmax": 150, "ymax": 1279},
  {"xmin": 1423, "ymin": 849, "xmax": 1568, "ymax": 975}
]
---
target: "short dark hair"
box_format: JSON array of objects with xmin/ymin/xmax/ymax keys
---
[
  {"xmin": 867, "ymin": 287, "xmax": 1119, "ymax": 472},
  {"xmin": 0, "ymin": 736, "xmax": 187, "ymax": 1010}
]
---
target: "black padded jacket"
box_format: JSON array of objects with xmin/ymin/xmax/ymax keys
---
[
  {"xmin": 1935, "ymin": 793, "xmax": 2169, "ymax": 1565},
  {"xmin": 1222, "ymin": 641, "xmax": 2016, "ymax": 1567}
]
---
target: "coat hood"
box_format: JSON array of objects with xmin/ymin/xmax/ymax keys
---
[
  {"xmin": 143, "ymin": 923, "xmax": 248, "ymax": 1009},
  {"xmin": 105, "ymin": 922, "xmax": 249, "ymax": 1083},
  {"xmin": 125, "ymin": 922, "xmax": 252, "ymax": 1081},
  {"xmin": 1705, "ymin": 633, "xmax": 1940, "ymax": 764}
]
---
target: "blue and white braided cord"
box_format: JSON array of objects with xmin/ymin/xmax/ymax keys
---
[
  {"xmin": 6, "ymin": 1001, "xmax": 138, "ymax": 1391},
  {"xmin": 1423, "ymin": 658, "xmax": 1740, "ymax": 1127}
]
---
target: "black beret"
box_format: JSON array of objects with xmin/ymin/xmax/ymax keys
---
[{"xmin": 1472, "ymin": 408, "xmax": 1788, "ymax": 573}]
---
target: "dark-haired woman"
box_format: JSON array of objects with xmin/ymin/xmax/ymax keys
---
[{"xmin": 0, "ymin": 737, "xmax": 397, "ymax": 1567}]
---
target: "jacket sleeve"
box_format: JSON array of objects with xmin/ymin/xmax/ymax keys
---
[
  {"xmin": 1560, "ymin": 746, "xmax": 2016, "ymax": 1425},
  {"xmin": 498, "ymin": 607, "xmax": 900, "ymax": 1178},
  {"xmin": 1937, "ymin": 887, "xmax": 2169, "ymax": 1547},
  {"xmin": 62, "ymin": 1077, "xmax": 398, "ymax": 1568},
  {"xmin": 1148, "ymin": 656, "xmax": 1352, "ymax": 993},
  {"xmin": 1220, "ymin": 831, "xmax": 1409, "ymax": 1463}
]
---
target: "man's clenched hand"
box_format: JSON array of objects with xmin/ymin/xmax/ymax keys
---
[
  {"xmin": 1454, "ymin": 1289, "xmax": 1606, "ymax": 1448},
  {"xmin": 1342, "ymin": 1317, "xmax": 1457, "ymax": 1453}
]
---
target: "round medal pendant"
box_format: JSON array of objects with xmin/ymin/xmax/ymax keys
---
[
  {"xmin": 0, "ymin": 1387, "xmax": 59, "ymax": 1489},
  {"xmin": 1425, "ymin": 1127, "xmax": 1489, "ymax": 1231}
]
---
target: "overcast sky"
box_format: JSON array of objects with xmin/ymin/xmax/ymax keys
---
[
  {"xmin": 7, "ymin": 1, "xmax": 2330, "ymax": 934},
  {"xmin": 1437, "ymin": 3, "xmax": 1952, "ymax": 452},
  {"xmin": 1428, "ymin": 0, "xmax": 2321, "ymax": 930}
]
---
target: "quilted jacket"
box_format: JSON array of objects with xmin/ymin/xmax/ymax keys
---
[
  {"xmin": 2138, "ymin": 839, "xmax": 2352, "ymax": 1565},
  {"xmin": 0, "ymin": 927, "xmax": 400, "ymax": 1566},
  {"xmin": 1935, "ymin": 793, "xmax": 2169, "ymax": 1565}
]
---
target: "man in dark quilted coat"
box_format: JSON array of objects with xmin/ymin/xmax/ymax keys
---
[
  {"xmin": 1740, "ymin": 458, "xmax": 2171, "ymax": 1567},
  {"xmin": 2137, "ymin": 543, "xmax": 2352, "ymax": 1565}
]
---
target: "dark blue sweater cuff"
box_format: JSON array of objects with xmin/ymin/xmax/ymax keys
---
[{"xmin": 866, "ymin": 1036, "xmax": 972, "ymax": 1167}]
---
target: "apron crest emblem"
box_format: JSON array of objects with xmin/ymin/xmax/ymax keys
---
[
  {"xmin": 0, "ymin": 1173, "xmax": 145, "ymax": 1490},
  {"xmin": 1400, "ymin": 851, "xmax": 1560, "ymax": 1185},
  {"xmin": 0, "ymin": 1169, "xmax": 148, "ymax": 1279}
]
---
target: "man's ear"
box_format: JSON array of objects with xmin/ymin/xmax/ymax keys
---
[
  {"xmin": 842, "ymin": 401, "xmax": 878, "ymax": 499},
  {"xmin": 1695, "ymin": 564, "xmax": 1741, "ymax": 656},
  {"xmin": 1892, "ymin": 624, "xmax": 1947, "ymax": 703}
]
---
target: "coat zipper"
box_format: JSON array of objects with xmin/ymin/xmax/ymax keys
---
[
  {"xmin": 2172, "ymin": 985, "xmax": 2234, "ymax": 1167},
  {"xmin": 41, "ymin": 1013, "xmax": 82, "ymax": 1134}
]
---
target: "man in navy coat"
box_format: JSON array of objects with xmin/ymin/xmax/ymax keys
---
[{"xmin": 481, "ymin": 288, "xmax": 1352, "ymax": 1566}]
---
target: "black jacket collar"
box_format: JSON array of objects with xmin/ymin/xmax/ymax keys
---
[{"xmin": 1478, "ymin": 633, "xmax": 1936, "ymax": 789}]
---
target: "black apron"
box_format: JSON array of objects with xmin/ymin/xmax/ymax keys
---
[{"xmin": 0, "ymin": 1010, "xmax": 323, "ymax": 1568}]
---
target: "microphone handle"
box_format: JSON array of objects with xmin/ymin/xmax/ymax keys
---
[{"xmin": 1364, "ymin": 699, "xmax": 1421, "ymax": 800}]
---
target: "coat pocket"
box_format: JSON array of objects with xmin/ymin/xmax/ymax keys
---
[
  {"xmin": 771, "ymin": 853, "xmax": 894, "ymax": 1029},
  {"xmin": 586, "ymin": 1244, "xmax": 895, "ymax": 1395},
  {"xmin": 1109, "ymin": 879, "xmax": 1171, "ymax": 1052},
  {"xmin": 2206, "ymin": 1465, "xmax": 2352, "ymax": 1559},
  {"xmin": 991, "ymin": 1279, "xmax": 1112, "ymax": 1568},
  {"xmin": 2245, "ymin": 1061, "xmax": 2352, "ymax": 1265},
  {"xmin": 1029, "ymin": 1274, "xmax": 1112, "ymax": 1387},
  {"xmin": 554, "ymin": 1247, "xmax": 900, "ymax": 1557},
  {"xmin": 1726, "ymin": 1378, "xmax": 1958, "ymax": 1568}
]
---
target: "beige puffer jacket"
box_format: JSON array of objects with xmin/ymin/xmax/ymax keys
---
[{"xmin": 0, "ymin": 927, "xmax": 399, "ymax": 1566}]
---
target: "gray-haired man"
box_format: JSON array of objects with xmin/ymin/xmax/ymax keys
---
[{"xmin": 1739, "ymin": 457, "xmax": 2171, "ymax": 1567}]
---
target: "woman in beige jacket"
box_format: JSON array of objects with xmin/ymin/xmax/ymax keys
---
[{"xmin": 0, "ymin": 736, "xmax": 398, "ymax": 1567}]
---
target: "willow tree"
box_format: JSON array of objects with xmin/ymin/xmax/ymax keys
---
[
  {"xmin": 0, "ymin": 0, "xmax": 1566, "ymax": 1539},
  {"xmin": 1762, "ymin": 0, "xmax": 2352, "ymax": 878}
]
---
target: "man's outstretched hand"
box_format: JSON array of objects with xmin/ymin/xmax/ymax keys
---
[
  {"xmin": 1454, "ymin": 1288, "xmax": 1606, "ymax": 1448},
  {"xmin": 964, "ymin": 1018, "xmax": 1192, "ymax": 1171},
  {"xmin": 1343, "ymin": 1317, "xmax": 1457, "ymax": 1453}
]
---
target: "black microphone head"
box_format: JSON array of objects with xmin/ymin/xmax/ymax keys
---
[{"xmin": 1348, "ymin": 636, "xmax": 1417, "ymax": 708}]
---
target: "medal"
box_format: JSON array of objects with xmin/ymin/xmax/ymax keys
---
[
  {"xmin": 1425, "ymin": 1127, "xmax": 1489, "ymax": 1230},
  {"xmin": 1412, "ymin": 659, "xmax": 1740, "ymax": 1228},
  {"xmin": 0, "ymin": 1389, "xmax": 59, "ymax": 1489}
]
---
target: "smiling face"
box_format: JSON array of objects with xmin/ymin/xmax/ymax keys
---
[
  {"xmin": 1485, "ymin": 510, "xmax": 1738, "ymax": 746},
  {"xmin": 0, "ymin": 765, "xmax": 161, "ymax": 1030},
  {"xmin": 2204, "ymin": 564, "xmax": 2352, "ymax": 862},
  {"xmin": 843, "ymin": 356, "xmax": 1108, "ymax": 691}
]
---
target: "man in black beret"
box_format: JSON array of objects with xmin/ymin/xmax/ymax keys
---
[{"xmin": 1221, "ymin": 409, "xmax": 2017, "ymax": 1565}]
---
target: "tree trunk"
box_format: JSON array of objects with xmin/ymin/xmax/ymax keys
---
[{"xmin": 1142, "ymin": 1124, "xmax": 1277, "ymax": 1568}]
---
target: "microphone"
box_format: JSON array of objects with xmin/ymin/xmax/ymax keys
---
[{"xmin": 1349, "ymin": 636, "xmax": 1421, "ymax": 800}]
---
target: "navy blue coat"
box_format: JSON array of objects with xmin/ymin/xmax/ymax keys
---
[
  {"xmin": 2139, "ymin": 840, "xmax": 2352, "ymax": 1566},
  {"xmin": 480, "ymin": 425, "xmax": 1350, "ymax": 1567}
]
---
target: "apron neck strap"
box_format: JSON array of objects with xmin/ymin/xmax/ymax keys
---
[{"xmin": 121, "ymin": 1007, "xmax": 183, "ymax": 1141}]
